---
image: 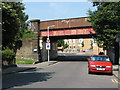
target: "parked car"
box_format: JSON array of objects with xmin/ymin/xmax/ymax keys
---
[{"xmin": 88, "ymin": 55, "xmax": 113, "ymax": 75}]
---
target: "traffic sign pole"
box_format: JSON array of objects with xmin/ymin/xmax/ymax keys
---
[
  {"xmin": 46, "ymin": 43, "xmax": 50, "ymax": 64},
  {"xmin": 48, "ymin": 49, "xmax": 49, "ymax": 63},
  {"xmin": 47, "ymin": 27, "xmax": 50, "ymax": 65},
  {"xmin": 47, "ymin": 25, "xmax": 55, "ymax": 65}
]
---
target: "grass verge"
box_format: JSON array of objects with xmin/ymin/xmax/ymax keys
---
[{"xmin": 16, "ymin": 59, "xmax": 38, "ymax": 64}]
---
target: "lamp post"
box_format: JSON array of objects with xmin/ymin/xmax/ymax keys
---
[{"xmin": 47, "ymin": 25, "xmax": 55, "ymax": 65}]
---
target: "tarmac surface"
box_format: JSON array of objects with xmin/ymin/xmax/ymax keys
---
[
  {"xmin": 2, "ymin": 61, "xmax": 119, "ymax": 89},
  {"xmin": 2, "ymin": 61, "xmax": 119, "ymax": 81}
]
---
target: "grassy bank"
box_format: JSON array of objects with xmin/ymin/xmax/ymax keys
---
[{"xmin": 16, "ymin": 59, "xmax": 38, "ymax": 64}]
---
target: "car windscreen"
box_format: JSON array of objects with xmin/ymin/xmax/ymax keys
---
[{"xmin": 91, "ymin": 56, "xmax": 110, "ymax": 62}]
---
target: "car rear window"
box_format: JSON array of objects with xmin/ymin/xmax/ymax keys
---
[{"xmin": 91, "ymin": 56, "xmax": 110, "ymax": 62}]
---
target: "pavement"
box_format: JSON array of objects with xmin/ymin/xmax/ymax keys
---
[
  {"xmin": 2, "ymin": 61, "xmax": 120, "ymax": 81},
  {"xmin": 2, "ymin": 61, "xmax": 58, "ymax": 75},
  {"xmin": 113, "ymin": 65, "xmax": 120, "ymax": 80}
]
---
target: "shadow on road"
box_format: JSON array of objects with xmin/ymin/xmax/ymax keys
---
[
  {"xmin": 57, "ymin": 55, "xmax": 90, "ymax": 62},
  {"xmin": 2, "ymin": 71, "xmax": 55, "ymax": 89},
  {"xmin": 89, "ymin": 72, "xmax": 113, "ymax": 76}
]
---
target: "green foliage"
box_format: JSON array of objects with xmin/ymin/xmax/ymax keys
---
[
  {"xmin": 63, "ymin": 43, "xmax": 69, "ymax": 49},
  {"xmin": 58, "ymin": 40, "xmax": 64, "ymax": 47},
  {"xmin": 22, "ymin": 30, "xmax": 37, "ymax": 39},
  {"xmin": 90, "ymin": 40, "xmax": 93, "ymax": 49},
  {"xmin": 16, "ymin": 59, "xmax": 37, "ymax": 64},
  {"xmin": 82, "ymin": 41, "xmax": 84, "ymax": 47},
  {"xmin": 88, "ymin": 2, "xmax": 120, "ymax": 48},
  {"xmin": 2, "ymin": 2, "xmax": 28, "ymax": 50},
  {"xmin": 2, "ymin": 2, "xmax": 28, "ymax": 64},
  {"xmin": 81, "ymin": 41, "xmax": 84, "ymax": 51},
  {"xmin": 58, "ymin": 40, "xmax": 69, "ymax": 49},
  {"xmin": 2, "ymin": 48, "xmax": 15, "ymax": 61}
]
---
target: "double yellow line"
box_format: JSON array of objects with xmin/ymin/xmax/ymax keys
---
[{"xmin": 111, "ymin": 79, "xmax": 120, "ymax": 84}]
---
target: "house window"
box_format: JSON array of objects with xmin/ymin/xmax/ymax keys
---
[
  {"xmin": 64, "ymin": 39, "xmax": 67, "ymax": 44},
  {"xmin": 93, "ymin": 39, "xmax": 97, "ymax": 46},
  {"xmin": 78, "ymin": 38, "xmax": 83, "ymax": 46},
  {"xmin": 69, "ymin": 39, "xmax": 71, "ymax": 46},
  {"xmin": 73, "ymin": 39, "xmax": 75, "ymax": 46}
]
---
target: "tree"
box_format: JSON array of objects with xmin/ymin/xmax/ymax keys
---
[
  {"xmin": 2, "ymin": 2, "xmax": 28, "ymax": 65},
  {"xmin": 58, "ymin": 40, "xmax": 64, "ymax": 47},
  {"xmin": 90, "ymin": 40, "xmax": 93, "ymax": 49},
  {"xmin": 88, "ymin": 2, "xmax": 120, "ymax": 48},
  {"xmin": 2, "ymin": 2, "xmax": 28, "ymax": 51},
  {"xmin": 57, "ymin": 40, "xmax": 69, "ymax": 49},
  {"xmin": 82, "ymin": 41, "xmax": 84, "ymax": 51},
  {"xmin": 88, "ymin": 2, "xmax": 120, "ymax": 64},
  {"xmin": 63, "ymin": 43, "xmax": 69, "ymax": 49}
]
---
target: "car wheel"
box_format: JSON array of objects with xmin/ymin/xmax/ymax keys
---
[{"xmin": 110, "ymin": 71, "xmax": 113, "ymax": 75}]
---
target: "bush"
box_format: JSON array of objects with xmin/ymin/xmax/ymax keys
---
[
  {"xmin": 2, "ymin": 48, "xmax": 15, "ymax": 62},
  {"xmin": 23, "ymin": 30, "xmax": 37, "ymax": 39}
]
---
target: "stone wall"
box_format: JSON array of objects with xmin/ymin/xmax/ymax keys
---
[{"xmin": 16, "ymin": 38, "xmax": 38, "ymax": 60}]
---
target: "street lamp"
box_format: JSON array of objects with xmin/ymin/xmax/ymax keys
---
[
  {"xmin": 47, "ymin": 25, "xmax": 55, "ymax": 65},
  {"xmin": 47, "ymin": 25, "xmax": 55, "ymax": 39}
]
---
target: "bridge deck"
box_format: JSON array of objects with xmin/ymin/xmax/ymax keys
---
[
  {"xmin": 39, "ymin": 17, "xmax": 95, "ymax": 37},
  {"xmin": 40, "ymin": 28, "xmax": 95, "ymax": 37}
]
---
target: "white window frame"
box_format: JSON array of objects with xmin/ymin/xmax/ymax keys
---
[
  {"xmin": 78, "ymin": 38, "xmax": 83, "ymax": 46},
  {"xmin": 69, "ymin": 39, "xmax": 71, "ymax": 46},
  {"xmin": 93, "ymin": 39, "xmax": 97, "ymax": 46}
]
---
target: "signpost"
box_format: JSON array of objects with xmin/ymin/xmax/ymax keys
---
[
  {"xmin": 46, "ymin": 43, "xmax": 50, "ymax": 50},
  {"xmin": 47, "ymin": 25, "xmax": 55, "ymax": 65},
  {"xmin": 46, "ymin": 42, "xmax": 50, "ymax": 64},
  {"xmin": 46, "ymin": 38, "xmax": 50, "ymax": 43}
]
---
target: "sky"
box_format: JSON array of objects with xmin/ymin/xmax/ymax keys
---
[{"xmin": 22, "ymin": 2, "xmax": 97, "ymax": 21}]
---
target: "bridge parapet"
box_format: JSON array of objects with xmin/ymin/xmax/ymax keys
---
[{"xmin": 40, "ymin": 17, "xmax": 91, "ymax": 30}]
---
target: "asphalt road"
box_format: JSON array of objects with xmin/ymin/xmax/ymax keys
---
[{"xmin": 3, "ymin": 61, "xmax": 118, "ymax": 89}]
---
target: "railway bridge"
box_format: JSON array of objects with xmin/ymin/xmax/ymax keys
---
[{"xmin": 30, "ymin": 17, "xmax": 96, "ymax": 61}]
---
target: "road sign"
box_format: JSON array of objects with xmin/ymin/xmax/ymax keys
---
[
  {"xmin": 46, "ymin": 39, "xmax": 50, "ymax": 43},
  {"xmin": 46, "ymin": 43, "xmax": 50, "ymax": 50}
]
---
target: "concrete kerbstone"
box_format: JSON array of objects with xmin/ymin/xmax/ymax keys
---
[{"xmin": 2, "ymin": 61, "xmax": 58, "ymax": 75}]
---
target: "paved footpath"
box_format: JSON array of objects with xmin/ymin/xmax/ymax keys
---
[
  {"xmin": 113, "ymin": 65, "xmax": 120, "ymax": 80},
  {"xmin": 2, "ymin": 61, "xmax": 58, "ymax": 75}
]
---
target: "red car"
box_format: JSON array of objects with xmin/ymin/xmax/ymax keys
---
[{"xmin": 88, "ymin": 55, "xmax": 113, "ymax": 74}]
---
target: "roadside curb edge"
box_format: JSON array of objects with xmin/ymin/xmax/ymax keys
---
[
  {"xmin": 2, "ymin": 61, "xmax": 58, "ymax": 75},
  {"xmin": 2, "ymin": 67, "xmax": 36, "ymax": 75},
  {"xmin": 113, "ymin": 73, "xmax": 120, "ymax": 80}
]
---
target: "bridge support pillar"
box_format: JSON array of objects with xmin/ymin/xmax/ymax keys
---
[
  {"xmin": 41, "ymin": 38, "xmax": 47, "ymax": 61},
  {"xmin": 50, "ymin": 39, "xmax": 58, "ymax": 60},
  {"xmin": 41, "ymin": 38, "xmax": 58, "ymax": 61}
]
